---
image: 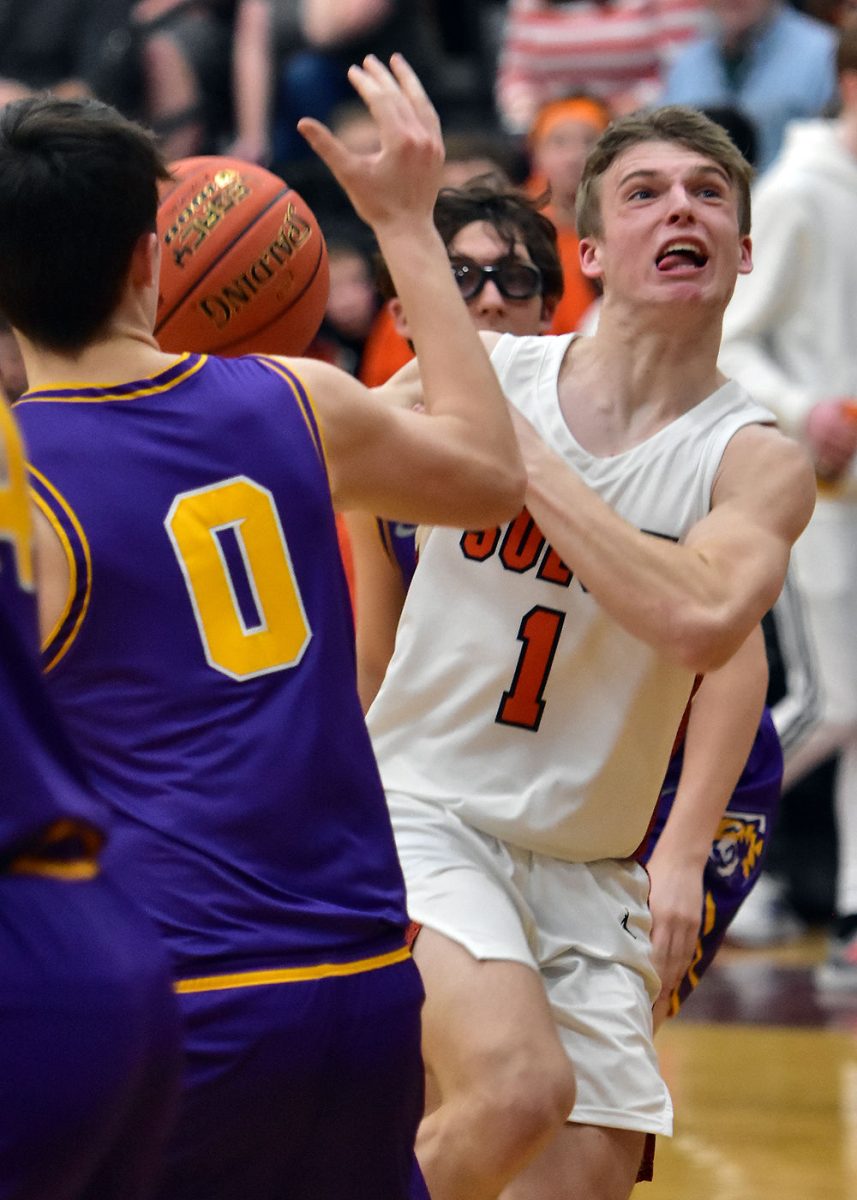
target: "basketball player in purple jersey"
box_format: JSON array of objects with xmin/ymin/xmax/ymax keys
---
[
  {"xmin": 0, "ymin": 58, "xmax": 525, "ymax": 1200},
  {"xmin": 0, "ymin": 392, "xmax": 181, "ymax": 1199},
  {"xmin": 352, "ymin": 180, "xmax": 784, "ymax": 1029}
]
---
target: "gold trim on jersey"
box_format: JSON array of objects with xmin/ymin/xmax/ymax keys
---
[
  {"xmin": 173, "ymin": 943, "xmax": 411, "ymax": 994},
  {"xmin": 7, "ymin": 818, "xmax": 102, "ymax": 881},
  {"xmin": 27, "ymin": 466, "xmax": 92, "ymax": 672},
  {"xmin": 9, "ymin": 856, "xmax": 100, "ymax": 880},
  {"xmin": 14, "ymin": 354, "xmax": 206, "ymax": 404},
  {"xmin": 257, "ymin": 357, "xmax": 329, "ymax": 469}
]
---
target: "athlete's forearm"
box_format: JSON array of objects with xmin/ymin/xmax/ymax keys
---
[
  {"xmin": 346, "ymin": 509, "xmax": 406, "ymax": 712},
  {"xmin": 297, "ymin": 56, "xmax": 526, "ymax": 521},
  {"xmin": 519, "ymin": 429, "xmax": 804, "ymax": 673},
  {"xmin": 651, "ymin": 627, "xmax": 768, "ymax": 872},
  {"xmin": 522, "ymin": 447, "xmax": 728, "ymax": 670},
  {"xmin": 377, "ymin": 222, "xmax": 524, "ymax": 491}
]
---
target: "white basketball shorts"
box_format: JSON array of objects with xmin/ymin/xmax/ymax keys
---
[{"xmin": 388, "ymin": 789, "xmax": 673, "ymax": 1136}]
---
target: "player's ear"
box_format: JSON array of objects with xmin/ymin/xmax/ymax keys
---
[
  {"xmin": 578, "ymin": 236, "xmax": 603, "ymax": 282},
  {"xmin": 130, "ymin": 232, "xmax": 160, "ymax": 289},
  {"xmin": 388, "ymin": 297, "xmax": 411, "ymax": 340},
  {"xmin": 737, "ymin": 234, "xmax": 753, "ymax": 276}
]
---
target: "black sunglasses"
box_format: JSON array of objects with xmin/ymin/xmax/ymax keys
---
[{"xmin": 450, "ymin": 257, "xmax": 543, "ymax": 302}]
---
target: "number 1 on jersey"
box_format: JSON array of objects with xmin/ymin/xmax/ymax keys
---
[{"xmin": 496, "ymin": 605, "xmax": 565, "ymax": 732}]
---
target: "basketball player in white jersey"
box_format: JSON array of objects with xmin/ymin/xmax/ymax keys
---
[{"xmin": 366, "ymin": 106, "xmax": 816, "ymax": 1200}]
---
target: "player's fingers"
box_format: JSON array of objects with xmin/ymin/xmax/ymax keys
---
[
  {"xmin": 388, "ymin": 53, "xmax": 442, "ymax": 137},
  {"xmin": 649, "ymin": 931, "xmax": 668, "ymax": 982},
  {"xmin": 348, "ymin": 56, "xmax": 400, "ymax": 110},
  {"xmin": 665, "ymin": 955, "xmax": 683, "ymax": 994},
  {"xmin": 358, "ymin": 53, "xmax": 395, "ymax": 87},
  {"xmin": 351, "ymin": 55, "xmax": 435, "ymax": 143},
  {"xmin": 653, "ymin": 926, "xmax": 687, "ymax": 994},
  {"xmin": 297, "ymin": 117, "xmax": 353, "ymax": 181},
  {"xmin": 670, "ymin": 935, "xmax": 695, "ymax": 991},
  {"xmin": 656, "ymin": 952, "xmax": 679, "ymax": 996},
  {"xmin": 341, "ymin": 58, "xmax": 413, "ymax": 148}
]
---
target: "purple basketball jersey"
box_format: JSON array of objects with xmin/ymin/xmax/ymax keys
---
[
  {"xmin": 1, "ymin": 379, "xmax": 182, "ymax": 1200},
  {"xmin": 0, "ymin": 401, "xmax": 104, "ymax": 853},
  {"xmin": 15, "ymin": 353, "xmax": 410, "ymax": 976}
]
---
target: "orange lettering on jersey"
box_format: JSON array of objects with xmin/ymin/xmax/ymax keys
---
[
  {"xmin": 460, "ymin": 526, "xmax": 500, "ymax": 561},
  {"xmin": 461, "ymin": 511, "xmax": 573, "ymax": 589},
  {"xmin": 536, "ymin": 545, "xmax": 572, "ymax": 587},
  {"xmin": 499, "ymin": 511, "xmax": 545, "ymax": 573}
]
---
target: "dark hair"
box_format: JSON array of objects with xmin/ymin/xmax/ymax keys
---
[
  {"xmin": 442, "ymin": 129, "xmax": 526, "ymax": 185},
  {"xmin": 0, "ymin": 95, "xmax": 171, "ymax": 353},
  {"xmin": 376, "ymin": 179, "xmax": 564, "ymax": 304},
  {"xmin": 576, "ymin": 105, "xmax": 753, "ymax": 239}
]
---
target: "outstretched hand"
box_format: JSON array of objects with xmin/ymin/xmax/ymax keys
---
[{"xmin": 297, "ymin": 54, "xmax": 443, "ymax": 231}]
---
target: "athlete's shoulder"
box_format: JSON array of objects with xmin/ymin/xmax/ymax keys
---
[
  {"xmin": 716, "ymin": 422, "xmax": 816, "ymax": 535},
  {"xmin": 261, "ymin": 354, "xmax": 349, "ymax": 390}
]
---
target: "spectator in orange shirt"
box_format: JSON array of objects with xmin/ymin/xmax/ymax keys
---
[{"xmin": 524, "ymin": 94, "xmax": 611, "ymax": 333}]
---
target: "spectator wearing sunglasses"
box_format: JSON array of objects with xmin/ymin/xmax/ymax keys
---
[{"xmin": 345, "ymin": 180, "xmax": 564, "ymax": 708}]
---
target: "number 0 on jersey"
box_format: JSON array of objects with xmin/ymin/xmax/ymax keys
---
[{"xmin": 166, "ymin": 475, "xmax": 311, "ymax": 680}]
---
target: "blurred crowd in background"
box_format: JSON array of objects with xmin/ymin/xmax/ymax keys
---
[{"xmin": 2, "ymin": 0, "xmax": 857, "ymax": 961}]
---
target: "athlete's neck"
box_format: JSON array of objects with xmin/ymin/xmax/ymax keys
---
[
  {"xmin": 19, "ymin": 325, "xmax": 184, "ymax": 393},
  {"xmin": 559, "ymin": 313, "xmax": 727, "ymax": 455},
  {"xmin": 596, "ymin": 297, "xmax": 724, "ymax": 401}
]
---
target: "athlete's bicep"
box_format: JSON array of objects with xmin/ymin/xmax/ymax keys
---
[
  {"xmin": 283, "ymin": 356, "xmax": 519, "ymax": 528},
  {"xmin": 685, "ymin": 425, "xmax": 815, "ymax": 623}
]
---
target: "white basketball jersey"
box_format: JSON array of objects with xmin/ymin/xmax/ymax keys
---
[{"xmin": 368, "ymin": 333, "xmax": 775, "ymax": 863}]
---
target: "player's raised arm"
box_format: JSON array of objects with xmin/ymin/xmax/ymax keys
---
[{"xmin": 288, "ymin": 56, "xmax": 526, "ymax": 525}]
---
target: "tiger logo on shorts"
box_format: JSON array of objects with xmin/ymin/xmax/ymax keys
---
[{"xmin": 711, "ymin": 813, "xmax": 767, "ymax": 886}]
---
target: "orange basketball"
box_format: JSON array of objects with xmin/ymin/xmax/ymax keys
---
[{"xmin": 155, "ymin": 156, "xmax": 329, "ymax": 357}]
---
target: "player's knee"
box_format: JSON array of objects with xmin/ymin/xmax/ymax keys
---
[{"xmin": 476, "ymin": 1049, "xmax": 576, "ymax": 1153}]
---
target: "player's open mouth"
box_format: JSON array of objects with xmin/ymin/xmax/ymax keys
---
[{"xmin": 655, "ymin": 242, "xmax": 709, "ymax": 272}]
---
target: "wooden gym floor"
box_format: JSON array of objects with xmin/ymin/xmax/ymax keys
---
[{"xmin": 641, "ymin": 931, "xmax": 857, "ymax": 1199}]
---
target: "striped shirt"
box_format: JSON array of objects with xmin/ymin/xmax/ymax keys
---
[{"xmin": 497, "ymin": 0, "xmax": 708, "ymax": 133}]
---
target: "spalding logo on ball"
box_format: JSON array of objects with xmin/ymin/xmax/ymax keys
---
[{"xmin": 155, "ymin": 156, "xmax": 329, "ymax": 356}]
